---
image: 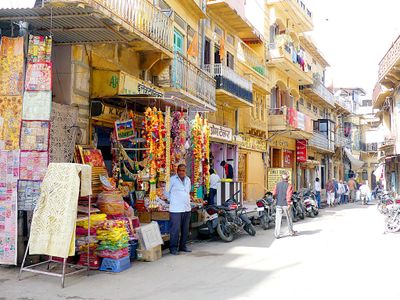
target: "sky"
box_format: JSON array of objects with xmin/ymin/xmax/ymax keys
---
[{"xmin": 305, "ymin": 0, "xmax": 400, "ymax": 98}]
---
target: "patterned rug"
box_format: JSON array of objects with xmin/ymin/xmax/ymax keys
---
[
  {"xmin": 0, "ymin": 96, "xmax": 22, "ymax": 150},
  {"xmin": 19, "ymin": 151, "xmax": 48, "ymax": 181},
  {"xmin": 0, "ymin": 150, "xmax": 19, "ymax": 265},
  {"xmin": 22, "ymin": 91, "xmax": 52, "ymax": 120},
  {"xmin": 20, "ymin": 121, "xmax": 50, "ymax": 151},
  {"xmin": 50, "ymin": 102, "xmax": 79, "ymax": 163},
  {"xmin": 0, "ymin": 36, "xmax": 24, "ymax": 96}
]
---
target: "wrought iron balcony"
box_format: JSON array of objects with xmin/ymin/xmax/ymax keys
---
[
  {"xmin": 23, "ymin": 0, "xmax": 174, "ymax": 52},
  {"xmin": 237, "ymin": 41, "xmax": 266, "ymax": 77},
  {"xmin": 378, "ymin": 35, "xmax": 400, "ymax": 86},
  {"xmin": 268, "ymin": 0, "xmax": 313, "ymax": 32},
  {"xmin": 309, "ymin": 132, "xmax": 334, "ymax": 153},
  {"xmin": 268, "ymin": 35, "xmax": 313, "ymax": 85},
  {"xmin": 360, "ymin": 142, "xmax": 378, "ymax": 152},
  {"xmin": 162, "ymin": 52, "xmax": 216, "ymax": 111},
  {"xmin": 203, "ymin": 64, "xmax": 253, "ymax": 107},
  {"xmin": 335, "ymin": 133, "xmax": 351, "ymax": 148},
  {"xmin": 301, "ymin": 79, "xmax": 335, "ymax": 107}
]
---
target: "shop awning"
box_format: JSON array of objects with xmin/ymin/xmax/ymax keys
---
[
  {"xmin": 344, "ymin": 148, "xmax": 364, "ymax": 171},
  {"xmin": 373, "ymin": 164, "xmax": 384, "ymax": 180}
]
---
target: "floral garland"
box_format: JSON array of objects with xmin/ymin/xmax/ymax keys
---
[
  {"xmin": 203, "ymin": 118, "xmax": 210, "ymax": 193},
  {"xmin": 144, "ymin": 107, "xmax": 166, "ymax": 210},
  {"xmin": 171, "ymin": 111, "xmax": 187, "ymax": 173},
  {"xmin": 191, "ymin": 113, "xmax": 203, "ymax": 201}
]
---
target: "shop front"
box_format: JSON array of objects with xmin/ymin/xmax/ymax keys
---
[
  {"xmin": 209, "ymin": 123, "xmax": 243, "ymax": 205},
  {"xmin": 238, "ymin": 134, "xmax": 267, "ymax": 201},
  {"xmin": 268, "ymin": 136, "xmax": 297, "ymax": 189}
]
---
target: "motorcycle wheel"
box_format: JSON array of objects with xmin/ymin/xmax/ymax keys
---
[
  {"xmin": 307, "ymin": 211, "xmax": 313, "ymax": 218},
  {"xmin": 298, "ymin": 208, "xmax": 305, "ymax": 220},
  {"xmin": 313, "ymin": 209, "xmax": 319, "ymax": 216},
  {"xmin": 385, "ymin": 216, "xmax": 400, "ymax": 233},
  {"xmin": 243, "ymin": 223, "xmax": 256, "ymax": 236},
  {"xmin": 216, "ymin": 216, "xmax": 234, "ymax": 242},
  {"xmin": 260, "ymin": 214, "xmax": 269, "ymax": 230}
]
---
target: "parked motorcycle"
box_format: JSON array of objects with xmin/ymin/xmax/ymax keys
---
[
  {"xmin": 302, "ymin": 189, "xmax": 319, "ymax": 217},
  {"xmin": 204, "ymin": 190, "xmax": 256, "ymax": 242},
  {"xmin": 384, "ymin": 204, "xmax": 400, "ymax": 233},
  {"xmin": 377, "ymin": 191, "xmax": 393, "ymax": 215},
  {"xmin": 291, "ymin": 192, "xmax": 305, "ymax": 222},
  {"xmin": 255, "ymin": 192, "xmax": 276, "ymax": 230}
]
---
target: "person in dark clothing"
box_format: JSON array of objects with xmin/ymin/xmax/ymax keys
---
[
  {"xmin": 220, "ymin": 160, "xmax": 234, "ymax": 179},
  {"xmin": 273, "ymin": 173, "xmax": 297, "ymax": 239}
]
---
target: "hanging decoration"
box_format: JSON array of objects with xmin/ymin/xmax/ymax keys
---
[
  {"xmin": 27, "ymin": 35, "xmax": 52, "ymax": 63},
  {"xmin": 114, "ymin": 119, "xmax": 135, "ymax": 141},
  {"xmin": 0, "ymin": 36, "xmax": 24, "ymax": 96},
  {"xmin": 171, "ymin": 111, "xmax": 187, "ymax": 172},
  {"xmin": 191, "ymin": 113, "xmax": 203, "ymax": 201},
  {"xmin": 203, "ymin": 119, "xmax": 210, "ymax": 193},
  {"xmin": 165, "ymin": 107, "xmax": 171, "ymax": 190}
]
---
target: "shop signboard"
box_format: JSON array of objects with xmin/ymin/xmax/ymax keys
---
[
  {"xmin": 239, "ymin": 134, "xmax": 267, "ymax": 152},
  {"xmin": 209, "ymin": 123, "xmax": 233, "ymax": 142},
  {"xmin": 267, "ymin": 168, "xmax": 292, "ymax": 191},
  {"xmin": 92, "ymin": 70, "xmax": 163, "ymax": 98},
  {"xmin": 296, "ymin": 139, "xmax": 307, "ymax": 162},
  {"xmin": 283, "ymin": 150, "xmax": 294, "ymax": 168}
]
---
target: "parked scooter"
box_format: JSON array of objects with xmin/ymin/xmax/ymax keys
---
[
  {"xmin": 204, "ymin": 190, "xmax": 256, "ymax": 242},
  {"xmin": 302, "ymin": 189, "xmax": 319, "ymax": 217},
  {"xmin": 291, "ymin": 192, "xmax": 305, "ymax": 222},
  {"xmin": 255, "ymin": 192, "xmax": 276, "ymax": 230},
  {"xmin": 384, "ymin": 203, "xmax": 400, "ymax": 233}
]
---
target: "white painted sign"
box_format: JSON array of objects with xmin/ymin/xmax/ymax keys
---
[{"xmin": 209, "ymin": 123, "xmax": 233, "ymax": 142}]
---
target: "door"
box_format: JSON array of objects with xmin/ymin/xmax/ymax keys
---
[
  {"xmin": 173, "ymin": 29, "xmax": 184, "ymax": 88},
  {"xmin": 204, "ymin": 38, "xmax": 211, "ymax": 65},
  {"xmin": 272, "ymin": 148, "xmax": 282, "ymax": 168}
]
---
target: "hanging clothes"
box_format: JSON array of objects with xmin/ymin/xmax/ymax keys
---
[{"xmin": 29, "ymin": 163, "xmax": 92, "ymax": 258}]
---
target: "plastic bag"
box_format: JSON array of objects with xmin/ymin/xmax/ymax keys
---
[
  {"xmin": 97, "ymin": 248, "xmax": 129, "ymax": 259},
  {"xmin": 97, "ymin": 191, "xmax": 124, "ymax": 216}
]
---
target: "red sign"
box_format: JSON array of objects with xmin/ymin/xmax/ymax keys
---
[
  {"xmin": 296, "ymin": 139, "xmax": 307, "ymax": 163},
  {"xmin": 286, "ymin": 108, "xmax": 298, "ymax": 127},
  {"xmin": 283, "ymin": 150, "xmax": 294, "ymax": 168}
]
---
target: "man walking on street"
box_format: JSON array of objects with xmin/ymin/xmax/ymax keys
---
[
  {"xmin": 348, "ymin": 176, "xmax": 357, "ymax": 203},
  {"xmin": 326, "ymin": 179, "xmax": 335, "ymax": 207},
  {"xmin": 273, "ymin": 173, "xmax": 297, "ymax": 239},
  {"xmin": 168, "ymin": 164, "xmax": 192, "ymax": 255}
]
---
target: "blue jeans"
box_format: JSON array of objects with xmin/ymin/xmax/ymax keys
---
[
  {"xmin": 341, "ymin": 194, "xmax": 345, "ymax": 204},
  {"xmin": 209, "ymin": 188, "xmax": 217, "ymax": 206},
  {"xmin": 316, "ymin": 191, "xmax": 321, "ymax": 208}
]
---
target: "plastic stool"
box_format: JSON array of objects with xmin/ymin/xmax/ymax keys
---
[{"xmin": 99, "ymin": 256, "xmax": 131, "ymax": 273}]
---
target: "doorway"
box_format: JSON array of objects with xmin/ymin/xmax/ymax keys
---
[
  {"xmin": 272, "ymin": 148, "xmax": 282, "ymax": 168},
  {"xmin": 238, "ymin": 152, "xmax": 247, "ymax": 200}
]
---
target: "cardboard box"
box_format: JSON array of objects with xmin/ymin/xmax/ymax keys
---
[
  {"xmin": 138, "ymin": 211, "xmax": 152, "ymax": 224},
  {"xmin": 151, "ymin": 211, "xmax": 170, "ymax": 221},
  {"xmin": 136, "ymin": 245, "xmax": 162, "ymax": 262},
  {"xmin": 136, "ymin": 221, "xmax": 163, "ymax": 250}
]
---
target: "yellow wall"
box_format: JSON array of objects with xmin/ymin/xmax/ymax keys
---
[{"xmin": 207, "ymin": 104, "xmax": 236, "ymax": 129}]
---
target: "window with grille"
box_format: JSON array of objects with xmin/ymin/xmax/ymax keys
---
[
  {"xmin": 299, "ymin": 98, "xmax": 304, "ymax": 106},
  {"xmin": 313, "ymin": 106, "xmax": 318, "ymax": 114},
  {"xmin": 227, "ymin": 51, "xmax": 234, "ymax": 70},
  {"xmin": 307, "ymin": 102, "xmax": 312, "ymax": 110}
]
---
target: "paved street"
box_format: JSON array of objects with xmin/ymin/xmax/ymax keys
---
[{"xmin": 1, "ymin": 202, "xmax": 399, "ymax": 300}]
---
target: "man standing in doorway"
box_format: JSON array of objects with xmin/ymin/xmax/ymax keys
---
[
  {"xmin": 348, "ymin": 176, "xmax": 357, "ymax": 203},
  {"xmin": 167, "ymin": 164, "xmax": 192, "ymax": 255},
  {"xmin": 220, "ymin": 160, "xmax": 234, "ymax": 179},
  {"xmin": 273, "ymin": 173, "xmax": 297, "ymax": 239}
]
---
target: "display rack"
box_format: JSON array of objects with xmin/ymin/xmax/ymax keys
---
[{"xmin": 18, "ymin": 195, "xmax": 92, "ymax": 288}]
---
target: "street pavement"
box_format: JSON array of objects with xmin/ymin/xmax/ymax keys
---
[{"xmin": 1, "ymin": 202, "xmax": 400, "ymax": 300}]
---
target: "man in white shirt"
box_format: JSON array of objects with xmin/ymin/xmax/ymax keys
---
[
  {"xmin": 167, "ymin": 164, "xmax": 192, "ymax": 255},
  {"xmin": 208, "ymin": 169, "xmax": 220, "ymax": 205},
  {"xmin": 314, "ymin": 178, "xmax": 321, "ymax": 208}
]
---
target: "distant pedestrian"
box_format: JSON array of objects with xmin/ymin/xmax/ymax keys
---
[
  {"xmin": 326, "ymin": 179, "xmax": 335, "ymax": 207},
  {"xmin": 348, "ymin": 177, "xmax": 357, "ymax": 203},
  {"xmin": 220, "ymin": 160, "xmax": 234, "ymax": 179},
  {"xmin": 343, "ymin": 181, "xmax": 350, "ymax": 204},
  {"xmin": 314, "ymin": 177, "xmax": 321, "ymax": 209},
  {"xmin": 338, "ymin": 180, "xmax": 346, "ymax": 204},
  {"xmin": 273, "ymin": 173, "xmax": 297, "ymax": 239},
  {"xmin": 333, "ymin": 178, "xmax": 340, "ymax": 206}
]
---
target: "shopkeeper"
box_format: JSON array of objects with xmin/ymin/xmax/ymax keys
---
[
  {"xmin": 220, "ymin": 160, "xmax": 234, "ymax": 179},
  {"xmin": 167, "ymin": 164, "xmax": 192, "ymax": 255}
]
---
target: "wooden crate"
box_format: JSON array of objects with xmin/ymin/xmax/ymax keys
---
[
  {"xmin": 136, "ymin": 245, "xmax": 162, "ymax": 262},
  {"xmin": 151, "ymin": 211, "xmax": 170, "ymax": 221},
  {"xmin": 137, "ymin": 212, "xmax": 152, "ymax": 224}
]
